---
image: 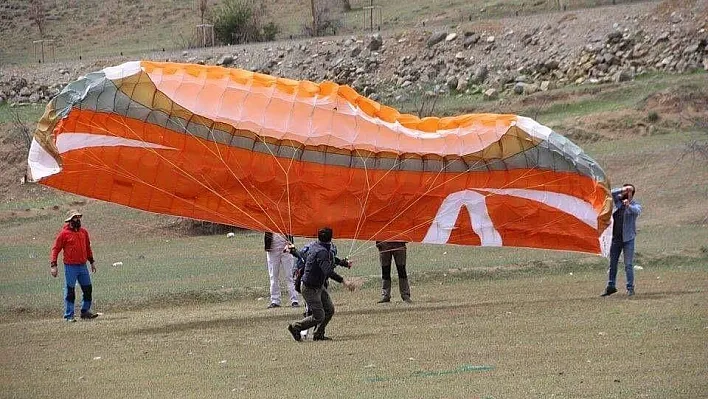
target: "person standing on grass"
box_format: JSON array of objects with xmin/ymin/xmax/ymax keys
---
[
  {"xmin": 601, "ymin": 184, "xmax": 642, "ymax": 297},
  {"xmin": 50, "ymin": 210, "xmax": 99, "ymax": 322},
  {"xmin": 375, "ymin": 241, "xmax": 411, "ymax": 303},
  {"xmin": 286, "ymin": 227, "xmax": 355, "ymax": 342},
  {"xmin": 264, "ymin": 232, "xmax": 299, "ymax": 309}
]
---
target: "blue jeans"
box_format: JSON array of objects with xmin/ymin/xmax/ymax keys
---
[
  {"xmin": 607, "ymin": 238, "xmax": 635, "ymax": 290},
  {"xmin": 64, "ymin": 264, "xmax": 93, "ymax": 319}
]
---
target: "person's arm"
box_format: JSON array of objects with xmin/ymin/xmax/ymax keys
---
[
  {"xmin": 285, "ymin": 244, "xmax": 305, "ymax": 263},
  {"xmin": 85, "ymin": 230, "xmax": 96, "ymax": 273},
  {"xmin": 333, "ymin": 256, "xmax": 352, "ymax": 269},
  {"xmin": 50, "ymin": 231, "xmax": 64, "ymax": 277},
  {"xmin": 329, "ymin": 271, "xmax": 344, "ymax": 284},
  {"xmin": 625, "ymin": 201, "xmax": 642, "ymax": 216},
  {"xmin": 322, "ymin": 253, "xmax": 355, "ymax": 290},
  {"xmin": 611, "ymin": 187, "xmax": 624, "ymax": 206}
]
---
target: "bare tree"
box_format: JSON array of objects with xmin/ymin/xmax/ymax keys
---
[
  {"xmin": 305, "ymin": 0, "xmax": 342, "ymax": 36},
  {"xmin": 310, "ymin": 0, "xmax": 318, "ymax": 37},
  {"xmin": 28, "ymin": 0, "xmax": 47, "ymax": 38},
  {"xmin": 199, "ymin": 0, "xmax": 209, "ymax": 24}
]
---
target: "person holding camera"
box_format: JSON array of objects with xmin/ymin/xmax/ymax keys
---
[
  {"xmin": 286, "ymin": 227, "xmax": 355, "ymax": 341},
  {"xmin": 601, "ymin": 184, "xmax": 642, "ymax": 297}
]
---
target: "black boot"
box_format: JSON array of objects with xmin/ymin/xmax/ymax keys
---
[
  {"xmin": 399, "ymin": 278, "xmax": 412, "ymax": 303},
  {"xmin": 377, "ymin": 279, "xmax": 391, "ymax": 303}
]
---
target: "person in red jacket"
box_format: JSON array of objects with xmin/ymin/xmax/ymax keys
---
[{"xmin": 50, "ymin": 210, "xmax": 98, "ymax": 322}]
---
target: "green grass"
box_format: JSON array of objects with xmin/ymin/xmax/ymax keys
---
[
  {"xmin": 1, "ymin": 265, "xmax": 706, "ymax": 398},
  {"xmin": 0, "ymin": 103, "xmax": 45, "ymax": 126}
]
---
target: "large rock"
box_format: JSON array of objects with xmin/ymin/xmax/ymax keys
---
[
  {"xmin": 615, "ymin": 69, "xmax": 634, "ymax": 82},
  {"xmin": 483, "ymin": 88, "xmax": 498, "ymax": 100},
  {"xmin": 683, "ymin": 43, "xmax": 700, "ymax": 55},
  {"xmin": 463, "ymin": 34, "xmax": 481, "ymax": 48},
  {"xmin": 217, "ymin": 55, "xmax": 234, "ymax": 66},
  {"xmin": 445, "ymin": 33, "xmax": 458, "ymax": 42},
  {"xmin": 427, "ymin": 32, "xmax": 447, "ymax": 47},
  {"xmin": 456, "ymin": 78, "xmax": 469, "ymax": 92},
  {"xmin": 470, "ymin": 65, "xmax": 488, "ymax": 84},
  {"xmin": 368, "ymin": 33, "xmax": 383, "ymax": 51},
  {"xmin": 446, "ymin": 76, "xmax": 459, "ymax": 90}
]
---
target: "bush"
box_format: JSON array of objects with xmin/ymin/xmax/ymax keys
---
[
  {"xmin": 262, "ymin": 22, "xmax": 279, "ymax": 42},
  {"xmin": 210, "ymin": 0, "xmax": 280, "ymax": 45},
  {"xmin": 647, "ymin": 111, "xmax": 660, "ymax": 123}
]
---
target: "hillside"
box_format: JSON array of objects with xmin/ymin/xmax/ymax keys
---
[{"xmin": 1, "ymin": 0, "xmax": 693, "ymax": 64}]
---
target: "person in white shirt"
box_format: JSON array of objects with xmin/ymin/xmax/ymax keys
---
[{"xmin": 264, "ymin": 232, "xmax": 299, "ymax": 308}]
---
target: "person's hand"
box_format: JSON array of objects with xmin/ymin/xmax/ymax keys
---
[
  {"xmin": 622, "ymin": 199, "xmax": 629, "ymax": 207},
  {"xmin": 90, "ymin": 262, "xmax": 97, "ymax": 273},
  {"xmin": 345, "ymin": 259, "xmax": 354, "ymax": 268},
  {"xmin": 283, "ymin": 244, "xmax": 296, "ymax": 253},
  {"xmin": 343, "ymin": 280, "xmax": 356, "ymax": 292},
  {"xmin": 50, "ymin": 265, "xmax": 58, "ymax": 278}
]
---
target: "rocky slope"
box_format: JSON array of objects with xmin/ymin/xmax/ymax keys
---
[{"xmin": 0, "ymin": 0, "xmax": 706, "ymax": 107}]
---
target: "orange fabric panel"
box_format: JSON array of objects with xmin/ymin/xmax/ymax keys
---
[
  {"xmin": 486, "ymin": 195, "xmax": 601, "ymax": 253},
  {"xmin": 446, "ymin": 206, "xmax": 483, "ymax": 246}
]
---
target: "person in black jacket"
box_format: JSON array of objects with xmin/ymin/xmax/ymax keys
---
[{"xmin": 287, "ymin": 227, "xmax": 355, "ymax": 341}]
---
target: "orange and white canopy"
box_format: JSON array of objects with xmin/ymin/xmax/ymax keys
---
[{"xmin": 29, "ymin": 61, "xmax": 613, "ymax": 255}]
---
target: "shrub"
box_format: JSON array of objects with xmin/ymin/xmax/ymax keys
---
[
  {"xmin": 210, "ymin": 0, "xmax": 279, "ymax": 45},
  {"xmin": 262, "ymin": 22, "xmax": 279, "ymax": 42},
  {"xmin": 647, "ymin": 111, "xmax": 660, "ymax": 123}
]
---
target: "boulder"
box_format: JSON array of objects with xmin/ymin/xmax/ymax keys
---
[
  {"xmin": 217, "ymin": 55, "xmax": 234, "ymax": 66},
  {"xmin": 368, "ymin": 33, "xmax": 383, "ymax": 51},
  {"xmin": 463, "ymin": 34, "xmax": 481, "ymax": 48},
  {"xmin": 446, "ymin": 76, "xmax": 459, "ymax": 90},
  {"xmin": 483, "ymin": 88, "xmax": 498, "ymax": 100},
  {"xmin": 615, "ymin": 69, "xmax": 634, "ymax": 82},
  {"xmin": 427, "ymin": 32, "xmax": 447, "ymax": 47}
]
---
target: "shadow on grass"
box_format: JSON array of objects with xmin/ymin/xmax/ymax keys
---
[{"xmin": 123, "ymin": 288, "xmax": 702, "ymax": 337}]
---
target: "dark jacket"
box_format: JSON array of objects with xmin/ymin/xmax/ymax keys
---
[
  {"xmin": 264, "ymin": 232, "xmax": 294, "ymax": 251},
  {"xmin": 301, "ymin": 241, "xmax": 344, "ymax": 288}
]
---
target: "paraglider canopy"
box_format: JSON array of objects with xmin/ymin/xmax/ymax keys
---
[{"xmin": 28, "ymin": 61, "xmax": 612, "ymax": 256}]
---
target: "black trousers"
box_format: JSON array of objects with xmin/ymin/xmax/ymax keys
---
[{"xmin": 377, "ymin": 242, "xmax": 407, "ymax": 280}]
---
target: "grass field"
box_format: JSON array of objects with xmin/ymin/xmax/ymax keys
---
[{"xmin": 1, "ymin": 69, "xmax": 707, "ymax": 397}]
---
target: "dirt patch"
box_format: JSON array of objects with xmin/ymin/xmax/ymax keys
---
[
  {"xmin": 641, "ymin": 87, "xmax": 708, "ymax": 114},
  {"xmin": 653, "ymin": 0, "xmax": 707, "ymax": 23}
]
